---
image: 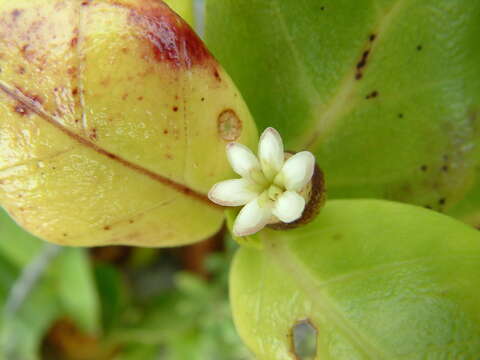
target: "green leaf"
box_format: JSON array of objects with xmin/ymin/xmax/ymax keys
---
[
  {"xmin": 54, "ymin": 248, "xmax": 100, "ymax": 334},
  {"xmin": 206, "ymin": 0, "xmax": 480, "ymax": 211},
  {"xmin": 0, "ymin": 209, "xmax": 42, "ymax": 267},
  {"xmin": 230, "ymin": 200, "xmax": 480, "ymax": 359},
  {"xmin": 94, "ymin": 263, "xmax": 127, "ymax": 333},
  {"xmin": 447, "ymin": 168, "xmax": 480, "ymax": 228}
]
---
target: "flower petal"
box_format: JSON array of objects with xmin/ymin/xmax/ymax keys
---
[
  {"xmin": 276, "ymin": 151, "xmax": 315, "ymax": 191},
  {"xmin": 226, "ymin": 143, "xmax": 260, "ymax": 179},
  {"xmin": 208, "ymin": 179, "xmax": 258, "ymax": 206},
  {"xmin": 233, "ymin": 198, "xmax": 273, "ymax": 237},
  {"xmin": 272, "ymin": 191, "xmax": 305, "ymax": 223},
  {"xmin": 259, "ymin": 127, "xmax": 284, "ymax": 180}
]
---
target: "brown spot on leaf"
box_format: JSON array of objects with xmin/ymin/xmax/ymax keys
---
[
  {"xmin": 104, "ymin": 225, "xmax": 111, "ymax": 231},
  {"xmin": 72, "ymin": 88, "xmax": 79, "ymax": 96},
  {"xmin": 365, "ymin": 90, "xmax": 378, "ymax": 99},
  {"xmin": 90, "ymin": 128, "xmax": 97, "ymax": 140},
  {"xmin": 356, "ymin": 50, "xmax": 370, "ymax": 70},
  {"xmin": 369, "ymin": 33, "xmax": 376, "ymax": 42},
  {"xmin": 137, "ymin": 96, "xmax": 143, "ymax": 101},
  {"xmin": 125, "ymin": 1, "xmax": 214, "ymax": 69},
  {"xmin": 17, "ymin": 66, "xmax": 25, "ymax": 74},
  {"xmin": 172, "ymin": 106, "xmax": 178, "ymax": 112},
  {"xmin": 163, "ymin": 129, "xmax": 169, "ymax": 134},
  {"xmin": 67, "ymin": 67, "xmax": 77, "ymax": 76},
  {"xmin": 218, "ymin": 109, "xmax": 242, "ymax": 141},
  {"xmin": 14, "ymin": 104, "xmax": 30, "ymax": 116},
  {"xmin": 11, "ymin": 9, "xmax": 23, "ymax": 19},
  {"xmin": 70, "ymin": 37, "xmax": 78, "ymax": 48},
  {"xmin": 213, "ymin": 68, "xmax": 221, "ymax": 82}
]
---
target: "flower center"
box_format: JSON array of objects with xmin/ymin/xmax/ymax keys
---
[{"xmin": 267, "ymin": 184, "xmax": 283, "ymax": 201}]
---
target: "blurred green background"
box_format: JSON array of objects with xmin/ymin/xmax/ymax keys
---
[{"xmin": 0, "ymin": 208, "xmax": 252, "ymax": 360}]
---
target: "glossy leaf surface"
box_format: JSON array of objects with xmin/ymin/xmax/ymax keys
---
[
  {"xmin": 0, "ymin": 0, "xmax": 257, "ymax": 247},
  {"xmin": 231, "ymin": 200, "xmax": 480, "ymax": 359},
  {"xmin": 206, "ymin": 0, "xmax": 480, "ymax": 211}
]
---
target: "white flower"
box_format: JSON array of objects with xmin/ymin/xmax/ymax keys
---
[{"xmin": 208, "ymin": 127, "xmax": 316, "ymax": 237}]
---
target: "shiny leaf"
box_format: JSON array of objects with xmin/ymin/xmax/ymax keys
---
[
  {"xmin": 0, "ymin": 0, "xmax": 257, "ymax": 247},
  {"xmin": 231, "ymin": 200, "xmax": 480, "ymax": 359},
  {"xmin": 206, "ymin": 0, "xmax": 480, "ymax": 211}
]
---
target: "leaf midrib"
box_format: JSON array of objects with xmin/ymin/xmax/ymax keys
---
[
  {"xmin": 264, "ymin": 236, "xmax": 390, "ymax": 359},
  {"xmin": 0, "ymin": 80, "xmax": 218, "ymax": 209},
  {"xmin": 287, "ymin": 0, "xmax": 410, "ymax": 150}
]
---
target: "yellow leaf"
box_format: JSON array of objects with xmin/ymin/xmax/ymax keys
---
[{"xmin": 0, "ymin": 0, "xmax": 257, "ymax": 247}]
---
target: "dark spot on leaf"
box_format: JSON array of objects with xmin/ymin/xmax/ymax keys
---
[
  {"xmin": 67, "ymin": 67, "xmax": 77, "ymax": 76},
  {"xmin": 104, "ymin": 226, "xmax": 111, "ymax": 230},
  {"xmin": 129, "ymin": 219, "xmax": 134, "ymax": 224},
  {"xmin": 127, "ymin": 1, "xmax": 214, "ymax": 69},
  {"xmin": 63, "ymin": 233, "xmax": 68, "ymax": 237},
  {"xmin": 17, "ymin": 66, "xmax": 25, "ymax": 74},
  {"xmin": 11, "ymin": 9, "xmax": 23, "ymax": 19},
  {"xmin": 416, "ymin": 45, "xmax": 423, "ymax": 51},
  {"xmin": 90, "ymin": 128, "xmax": 97, "ymax": 140},
  {"xmin": 365, "ymin": 90, "xmax": 378, "ymax": 99},
  {"xmin": 72, "ymin": 88, "xmax": 79, "ymax": 96},
  {"xmin": 369, "ymin": 34, "xmax": 376, "ymax": 42},
  {"xmin": 332, "ymin": 233, "xmax": 343, "ymax": 241},
  {"xmin": 137, "ymin": 96, "xmax": 143, "ymax": 101},
  {"xmin": 163, "ymin": 129, "xmax": 169, "ymax": 134},
  {"xmin": 355, "ymin": 46, "xmax": 372, "ymax": 80},
  {"xmin": 201, "ymin": 97, "xmax": 205, "ymax": 102},
  {"xmin": 420, "ymin": 165, "xmax": 428, "ymax": 171},
  {"xmin": 213, "ymin": 69, "xmax": 221, "ymax": 82},
  {"xmin": 70, "ymin": 37, "xmax": 78, "ymax": 48},
  {"xmin": 172, "ymin": 106, "xmax": 178, "ymax": 112},
  {"xmin": 291, "ymin": 319, "xmax": 317, "ymax": 360},
  {"xmin": 356, "ymin": 50, "xmax": 370, "ymax": 70},
  {"xmin": 122, "ymin": 93, "xmax": 128, "ymax": 100},
  {"xmin": 442, "ymin": 165, "xmax": 449, "ymax": 172},
  {"xmin": 398, "ymin": 113, "xmax": 404, "ymax": 118},
  {"xmin": 14, "ymin": 104, "xmax": 30, "ymax": 116},
  {"xmin": 425, "ymin": 205, "xmax": 432, "ymax": 209},
  {"xmin": 438, "ymin": 198, "xmax": 446, "ymax": 205},
  {"xmin": 218, "ymin": 109, "xmax": 242, "ymax": 141}
]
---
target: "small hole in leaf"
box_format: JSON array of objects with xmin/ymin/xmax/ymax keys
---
[{"xmin": 292, "ymin": 319, "xmax": 317, "ymax": 359}]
